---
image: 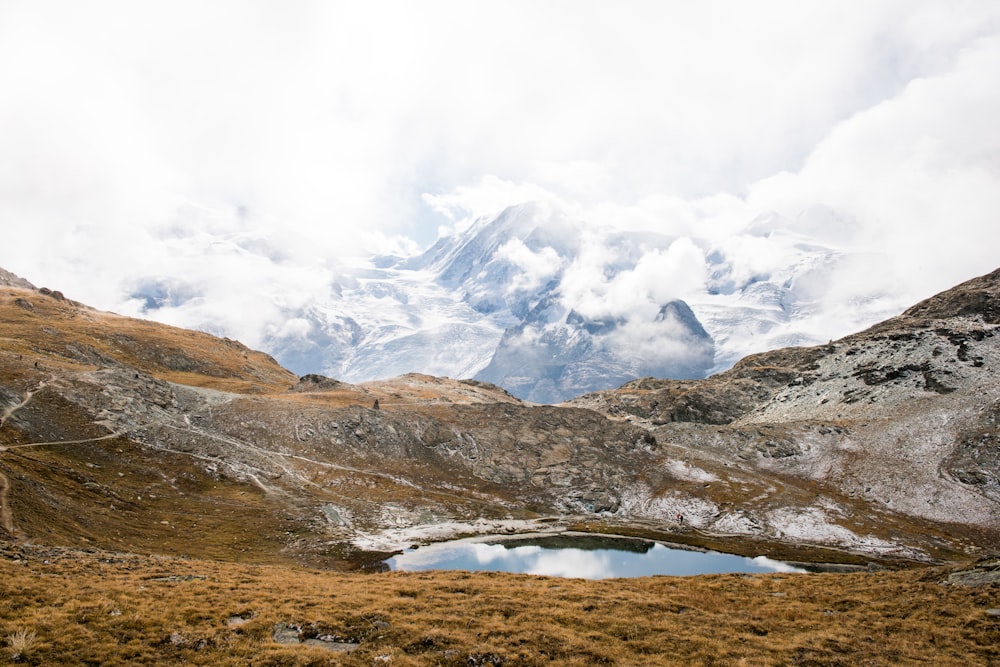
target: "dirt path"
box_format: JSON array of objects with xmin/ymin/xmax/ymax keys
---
[
  {"xmin": 0, "ymin": 431, "xmax": 122, "ymax": 539},
  {"xmin": 0, "ymin": 380, "xmax": 100, "ymax": 537},
  {"xmin": 0, "ymin": 381, "xmax": 45, "ymax": 428},
  {"xmin": 0, "ymin": 383, "xmax": 44, "ymax": 536},
  {"xmin": 0, "ymin": 433, "xmax": 119, "ymax": 451},
  {"xmin": 0, "ymin": 471, "xmax": 13, "ymax": 535}
]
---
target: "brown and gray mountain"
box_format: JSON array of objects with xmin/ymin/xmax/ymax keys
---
[{"xmin": 0, "ymin": 266, "xmax": 997, "ymax": 568}]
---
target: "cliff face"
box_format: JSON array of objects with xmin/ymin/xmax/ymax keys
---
[{"xmin": 1, "ymin": 267, "xmax": 998, "ymax": 568}]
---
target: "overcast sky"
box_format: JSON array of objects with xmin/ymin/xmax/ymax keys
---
[{"xmin": 2, "ymin": 1, "xmax": 999, "ymax": 339}]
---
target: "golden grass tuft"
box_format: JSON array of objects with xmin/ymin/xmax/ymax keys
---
[{"xmin": 6, "ymin": 627, "xmax": 37, "ymax": 662}]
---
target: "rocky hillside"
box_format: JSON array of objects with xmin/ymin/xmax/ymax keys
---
[
  {"xmin": 1, "ymin": 267, "xmax": 998, "ymax": 569},
  {"xmin": 571, "ymin": 268, "xmax": 1000, "ymax": 553}
]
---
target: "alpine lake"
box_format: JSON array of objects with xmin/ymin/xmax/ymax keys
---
[{"xmin": 385, "ymin": 532, "xmax": 811, "ymax": 579}]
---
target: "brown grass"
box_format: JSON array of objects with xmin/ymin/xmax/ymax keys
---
[
  {"xmin": 281, "ymin": 375, "xmax": 522, "ymax": 413},
  {"xmin": 0, "ymin": 287, "xmax": 297, "ymax": 394},
  {"xmin": 0, "ymin": 542, "xmax": 997, "ymax": 666}
]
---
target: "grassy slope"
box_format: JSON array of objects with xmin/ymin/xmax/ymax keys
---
[
  {"xmin": 0, "ymin": 286, "xmax": 297, "ymax": 394},
  {"xmin": 1, "ymin": 542, "xmax": 998, "ymax": 666}
]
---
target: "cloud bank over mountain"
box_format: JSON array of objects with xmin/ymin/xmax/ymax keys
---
[{"xmin": 2, "ymin": 2, "xmax": 999, "ymax": 391}]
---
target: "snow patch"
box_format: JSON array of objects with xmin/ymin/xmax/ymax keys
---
[
  {"xmin": 765, "ymin": 507, "xmax": 918, "ymax": 557},
  {"xmin": 350, "ymin": 518, "xmax": 540, "ymax": 553},
  {"xmin": 710, "ymin": 511, "xmax": 764, "ymax": 535},
  {"xmin": 620, "ymin": 487, "xmax": 719, "ymax": 528},
  {"xmin": 665, "ymin": 459, "xmax": 719, "ymax": 484}
]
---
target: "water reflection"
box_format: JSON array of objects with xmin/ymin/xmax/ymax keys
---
[{"xmin": 386, "ymin": 534, "xmax": 805, "ymax": 579}]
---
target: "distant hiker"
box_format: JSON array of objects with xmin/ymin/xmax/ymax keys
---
[
  {"xmin": 372, "ymin": 399, "xmax": 380, "ymax": 410},
  {"xmin": 677, "ymin": 513, "xmax": 684, "ymax": 524}
]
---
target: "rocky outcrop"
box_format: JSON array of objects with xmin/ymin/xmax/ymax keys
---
[
  {"xmin": 289, "ymin": 374, "xmax": 344, "ymax": 392},
  {"xmin": 0, "ymin": 268, "xmax": 34, "ymax": 289},
  {"xmin": 946, "ymin": 557, "xmax": 1000, "ymax": 586}
]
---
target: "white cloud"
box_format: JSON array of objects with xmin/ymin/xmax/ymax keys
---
[
  {"xmin": 495, "ymin": 239, "xmax": 563, "ymax": 294},
  {"xmin": 527, "ymin": 549, "xmax": 613, "ymax": 579},
  {"xmin": 750, "ymin": 556, "xmax": 807, "ymax": 574},
  {"xmin": 423, "ymin": 176, "xmax": 566, "ymax": 228},
  {"xmin": 0, "ymin": 1, "xmax": 998, "ymax": 366},
  {"xmin": 747, "ymin": 29, "xmax": 1000, "ymax": 303},
  {"xmin": 558, "ymin": 236, "xmax": 707, "ymax": 321}
]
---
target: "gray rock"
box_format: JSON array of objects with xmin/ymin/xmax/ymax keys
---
[
  {"xmin": 272, "ymin": 623, "xmax": 301, "ymax": 644},
  {"xmin": 302, "ymin": 638, "xmax": 359, "ymax": 652},
  {"xmin": 946, "ymin": 559, "xmax": 1000, "ymax": 586}
]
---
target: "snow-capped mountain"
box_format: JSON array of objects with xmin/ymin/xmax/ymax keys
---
[
  {"xmin": 262, "ymin": 202, "xmax": 718, "ymax": 402},
  {"xmin": 692, "ymin": 208, "xmax": 898, "ymax": 373},
  {"xmin": 259, "ymin": 265, "xmax": 512, "ymax": 383},
  {"xmin": 127, "ymin": 201, "xmax": 901, "ymax": 403},
  {"xmin": 477, "ymin": 296, "xmax": 715, "ymax": 404}
]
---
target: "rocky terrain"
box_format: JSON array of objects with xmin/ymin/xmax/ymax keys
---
[
  {"xmin": 570, "ymin": 268, "xmax": 1000, "ymax": 549},
  {"xmin": 1, "ymin": 266, "xmax": 998, "ymax": 569}
]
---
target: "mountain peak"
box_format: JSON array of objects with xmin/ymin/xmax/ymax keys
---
[
  {"xmin": 0, "ymin": 267, "xmax": 35, "ymax": 290},
  {"xmin": 476, "ymin": 295, "xmax": 716, "ymax": 403}
]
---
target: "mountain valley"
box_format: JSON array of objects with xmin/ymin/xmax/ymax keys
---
[
  {"xmin": 1, "ymin": 264, "xmax": 999, "ymax": 664},
  {"xmin": 2, "ymin": 265, "xmax": 999, "ymax": 567}
]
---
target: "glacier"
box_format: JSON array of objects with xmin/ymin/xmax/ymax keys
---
[{"xmin": 129, "ymin": 201, "xmax": 903, "ymax": 403}]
